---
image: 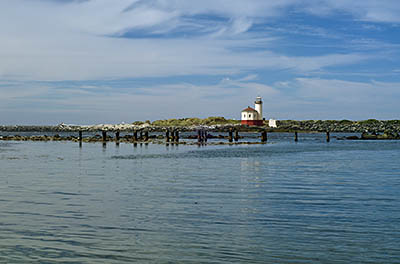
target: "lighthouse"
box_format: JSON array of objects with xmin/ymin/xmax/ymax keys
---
[
  {"xmin": 241, "ymin": 96, "xmax": 264, "ymax": 126},
  {"xmin": 254, "ymin": 96, "xmax": 262, "ymax": 120}
]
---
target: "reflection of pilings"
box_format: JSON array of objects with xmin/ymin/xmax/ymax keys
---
[
  {"xmin": 234, "ymin": 130, "xmax": 239, "ymax": 142},
  {"xmin": 228, "ymin": 128, "xmax": 233, "ymax": 142},
  {"xmin": 102, "ymin": 131, "xmax": 107, "ymax": 142},
  {"xmin": 326, "ymin": 131, "xmax": 330, "ymax": 142},
  {"xmin": 261, "ymin": 130, "xmax": 267, "ymax": 142},
  {"xmin": 295, "ymin": 131, "xmax": 298, "ymax": 142}
]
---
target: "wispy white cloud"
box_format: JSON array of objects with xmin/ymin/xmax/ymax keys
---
[
  {"xmin": 3, "ymin": 77, "xmax": 400, "ymax": 124},
  {"xmin": 271, "ymin": 78, "xmax": 400, "ymax": 119},
  {"xmin": 0, "ymin": 0, "xmax": 381, "ymax": 81},
  {"xmin": 302, "ymin": 0, "xmax": 400, "ymax": 23}
]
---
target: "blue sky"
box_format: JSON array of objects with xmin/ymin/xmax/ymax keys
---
[{"xmin": 1, "ymin": 0, "xmax": 400, "ymax": 124}]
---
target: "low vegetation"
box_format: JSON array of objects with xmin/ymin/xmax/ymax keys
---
[{"xmin": 149, "ymin": 117, "xmax": 240, "ymax": 127}]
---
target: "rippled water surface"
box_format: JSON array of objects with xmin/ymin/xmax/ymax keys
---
[{"xmin": 0, "ymin": 134, "xmax": 400, "ymax": 263}]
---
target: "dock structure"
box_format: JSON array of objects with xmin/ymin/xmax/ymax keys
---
[{"xmin": 0, "ymin": 128, "xmax": 338, "ymax": 146}]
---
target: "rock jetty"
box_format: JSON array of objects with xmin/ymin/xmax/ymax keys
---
[
  {"xmin": 340, "ymin": 131, "xmax": 400, "ymax": 140},
  {"xmin": 274, "ymin": 119, "xmax": 400, "ymax": 133},
  {"xmin": 1, "ymin": 118, "xmax": 400, "ymax": 134}
]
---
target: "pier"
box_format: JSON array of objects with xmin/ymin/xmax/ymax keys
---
[{"xmin": 0, "ymin": 128, "xmax": 339, "ymax": 146}]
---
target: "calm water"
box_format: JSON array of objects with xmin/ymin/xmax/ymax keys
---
[{"xmin": 0, "ymin": 133, "xmax": 399, "ymax": 263}]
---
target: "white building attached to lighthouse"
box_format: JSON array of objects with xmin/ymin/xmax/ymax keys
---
[{"xmin": 241, "ymin": 96, "xmax": 264, "ymax": 126}]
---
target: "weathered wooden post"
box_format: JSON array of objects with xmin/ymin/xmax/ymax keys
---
[
  {"xmin": 234, "ymin": 130, "xmax": 239, "ymax": 142},
  {"xmin": 204, "ymin": 130, "xmax": 208, "ymax": 143},
  {"xmin": 102, "ymin": 131, "xmax": 107, "ymax": 142},
  {"xmin": 79, "ymin": 131, "xmax": 82, "ymax": 148},
  {"xmin": 197, "ymin": 130, "xmax": 202, "ymax": 143},
  {"xmin": 175, "ymin": 130, "xmax": 179, "ymax": 143},
  {"xmin": 140, "ymin": 130, "xmax": 143, "ymax": 141},
  {"xmin": 171, "ymin": 129, "xmax": 175, "ymax": 142},
  {"xmin": 144, "ymin": 130, "xmax": 149, "ymax": 141},
  {"xmin": 326, "ymin": 131, "xmax": 330, "ymax": 142},
  {"xmin": 261, "ymin": 130, "xmax": 267, "ymax": 142},
  {"xmin": 228, "ymin": 128, "xmax": 233, "ymax": 142},
  {"xmin": 295, "ymin": 131, "xmax": 298, "ymax": 142},
  {"xmin": 166, "ymin": 129, "xmax": 170, "ymax": 142},
  {"xmin": 133, "ymin": 130, "xmax": 138, "ymax": 141},
  {"xmin": 115, "ymin": 131, "xmax": 120, "ymax": 141}
]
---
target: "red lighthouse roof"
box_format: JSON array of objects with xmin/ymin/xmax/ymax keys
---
[{"xmin": 241, "ymin": 106, "xmax": 257, "ymax": 112}]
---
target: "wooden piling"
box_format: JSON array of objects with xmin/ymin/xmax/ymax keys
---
[
  {"xmin": 234, "ymin": 130, "xmax": 239, "ymax": 142},
  {"xmin": 166, "ymin": 130, "xmax": 170, "ymax": 142},
  {"xmin": 102, "ymin": 131, "xmax": 107, "ymax": 142},
  {"xmin": 204, "ymin": 130, "xmax": 207, "ymax": 143},
  {"xmin": 78, "ymin": 131, "xmax": 82, "ymax": 142},
  {"xmin": 295, "ymin": 131, "xmax": 298, "ymax": 142},
  {"xmin": 144, "ymin": 130, "xmax": 149, "ymax": 141},
  {"xmin": 261, "ymin": 131, "xmax": 267, "ymax": 142},
  {"xmin": 171, "ymin": 130, "xmax": 175, "ymax": 142},
  {"xmin": 115, "ymin": 131, "xmax": 120, "ymax": 141},
  {"xmin": 140, "ymin": 131, "xmax": 143, "ymax": 141},
  {"xmin": 133, "ymin": 130, "xmax": 138, "ymax": 141},
  {"xmin": 326, "ymin": 131, "xmax": 330, "ymax": 142},
  {"xmin": 175, "ymin": 130, "xmax": 179, "ymax": 143},
  {"xmin": 197, "ymin": 130, "xmax": 202, "ymax": 143},
  {"xmin": 228, "ymin": 128, "xmax": 233, "ymax": 143}
]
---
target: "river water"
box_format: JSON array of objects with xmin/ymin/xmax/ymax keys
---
[{"xmin": 0, "ymin": 133, "xmax": 399, "ymax": 263}]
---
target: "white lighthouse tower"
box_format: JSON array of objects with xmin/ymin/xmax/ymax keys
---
[{"xmin": 254, "ymin": 96, "xmax": 263, "ymax": 120}]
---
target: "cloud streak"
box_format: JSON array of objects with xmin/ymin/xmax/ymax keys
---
[{"xmin": 0, "ymin": 0, "xmax": 386, "ymax": 81}]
